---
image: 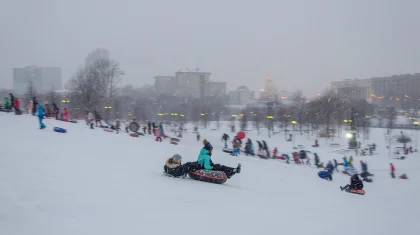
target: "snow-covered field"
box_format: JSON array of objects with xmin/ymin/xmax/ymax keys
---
[{"xmin": 1, "ymin": 112, "xmax": 420, "ymax": 235}]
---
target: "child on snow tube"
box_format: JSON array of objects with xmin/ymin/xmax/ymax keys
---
[
  {"xmin": 318, "ymin": 161, "xmax": 334, "ymax": 181},
  {"xmin": 164, "ymin": 154, "xmax": 200, "ymax": 178},
  {"xmin": 164, "ymin": 154, "xmax": 188, "ymax": 177},
  {"xmin": 341, "ymin": 174, "xmax": 364, "ymax": 192},
  {"xmin": 197, "ymin": 140, "xmax": 241, "ymax": 179}
]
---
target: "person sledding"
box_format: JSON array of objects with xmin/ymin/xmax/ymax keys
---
[
  {"xmin": 318, "ymin": 161, "xmax": 334, "ymax": 181},
  {"xmin": 164, "ymin": 154, "xmax": 190, "ymax": 178},
  {"xmin": 198, "ymin": 140, "xmax": 241, "ymax": 179},
  {"xmin": 340, "ymin": 174, "xmax": 364, "ymax": 193},
  {"xmin": 360, "ymin": 161, "xmax": 373, "ymax": 182},
  {"xmin": 222, "ymin": 133, "xmax": 230, "ymax": 148},
  {"xmin": 314, "ymin": 153, "xmax": 324, "ymax": 168}
]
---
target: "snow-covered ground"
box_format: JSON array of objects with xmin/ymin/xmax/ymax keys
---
[{"xmin": 1, "ymin": 112, "xmax": 420, "ymax": 235}]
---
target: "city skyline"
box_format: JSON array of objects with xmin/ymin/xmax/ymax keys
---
[{"xmin": 1, "ymin": 0, "xmax": 419, "ymax": 97}]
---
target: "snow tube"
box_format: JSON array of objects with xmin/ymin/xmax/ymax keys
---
[
  {"xmin": 237, "ymin": 131, "xmax": 245, "ymax": 139},
  {"xmin": 128, "ymin": 122, "xmax": 140, "ymax": 132},
  {"xmin": 54, "ymin": 127, "xmax": 67, "ymax": 133},
  {"xmin": 223, "ymin": 148, "xmax": 233, "ymax": 153},
  {"xmin": 318, "ymin": 171, "xmax": 331, "ymax": 180},
  {"xmin": 188, "ymin": 169, "xmax": 227, "ymax": 184}
]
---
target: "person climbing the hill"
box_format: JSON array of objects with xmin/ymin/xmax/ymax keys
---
[
  {"xmin": 360, "ymin": 161, "xmax": 373, "ymax": 182},
  {"xmin": 390, "ymin": 163, "xmax": 396, "ymax": 178},
  {"xmin": 333, "ymin": 159, "xmax": 340, "ymax": 172},
  {"xmin": 262, "ymin": 140, "xmax": 270, "ymax": 158},
  {"xmin": 53, "ymin": 103, "xmax": 59, "ymax": 119},
  {"xmin": 87, "ymin": 111, "xmax": 94, "ymax": 129},
  {"xmin": 142, "ymin": 122, "xmax": 147, "ymax": 134},
  {"xmin": 4, "ymin": 96, "xmax": 11, "ymax": 112},
  {"xmin": 37, "ymin": 103, "xmax": 46, "ymax": 129},
  {"xmin": 94, "ymin": 110, "xmax": 103, "ymax": 127},
  {"xmin": 198, "ymin": 140, "xmax": 241, "ymax": 178},
  {"xmin": 155, "ymin": 127, "xmax": 163, "ymax": 142},
  {"xmin": 343, "ymin": 157, "xmax": 349, "ymax": 167},
  {"xmin": 45, "ymin": 103, "xmax": 52, "ymax": 118},
  {"xmin": 272, "ymin": 147, "xmax": 278, "ymax": 159},
  {"xmin": 256, "ymin": 141, "xmax": 263, "ymax": 155},
  {"xmin": 314, "ymin": 153, "xmax": 323, "ymax": 168},
  {"xmin": 31, "ymin": 97, "xmax": 38, "ymax": 116},
  {"xmin": 14, "ymin": 98, "xmax": 21, "ymax": 115},
  {"xmin": 222, "ymin": 133, "xmax": 230, "ymax": 148},
  {"xmin": 9, "ymin": 93, "xmax": 15, "ymax": 112},
  {"xmin": 341, "ymin": 174, "xmax": 364, "ymax": 192},
  {"xmin": 63, "ymin": 108, "xmax": 69, "ymax": 122},
  {"xmin": 147, "ymin": 121, "xmax": 152, "ymax": 134}
]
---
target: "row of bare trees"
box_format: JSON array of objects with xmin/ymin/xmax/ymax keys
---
[{"xmin": 66, "ymin": 59, "xmax": 124, "ymax": 120}]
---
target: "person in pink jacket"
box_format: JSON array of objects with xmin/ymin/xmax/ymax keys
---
[{"xmin": 155, "ymin": 127, "xmax": 162, "ymax": 142}]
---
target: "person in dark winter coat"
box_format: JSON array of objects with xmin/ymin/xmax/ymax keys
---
[
  {"xmin": 52, "ymin": 103, "xmax": 59, "ymax": 119},
  {"xmin": 164, "ymin": 154, "xmax": 188, "ymax": 177},
  {"xmin": 197, "ymin": 140, "xmax": 241, "ymax": 178},
  {"xmin": 341, "ymin": 174, "xmax": 364, "ymax": 191},
  {"xmin": 32, "ymin": 97, "xmax": 38, "ymax": 116},
  {"xmin": 94, "ymin": 111, "xmax": 103, "ymax": 127},
  {"xmin": 147, "ymin": 121, "xmax": 152, "ymax": 134},
  {"xmin": 222, "ymin": 133, "xmax": 230, "ymax": 147}
]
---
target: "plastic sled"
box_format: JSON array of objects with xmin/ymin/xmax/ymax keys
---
[
  {"xmin": 188, "ymin": 169, "xmax": 228, "ymax": 184},
  {"xmin": 223, "ymin": 148, "xmax": 233, "ymax": 153},
  {"xmin": 276, "ymin": 156, "xmax": 287, "ymax": 160},
  {"xmin": 345, "ymin": 189, "xmax": 365, "ymax": 195},
  {"xmin": 130, "ymin": 133, "xmax": 139, "ymax": 137},
  {"xmin": 104, "ymin": 129, "xmax": 113, "ymax": 133},
  {"xmin": 170, "ymin": 137, "xmax": 180, "ymax": 145}
]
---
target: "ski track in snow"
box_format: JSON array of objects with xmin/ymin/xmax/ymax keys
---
[{"xmin": 0, "ymin": 113, "xmax": 419, "ymax": 235}]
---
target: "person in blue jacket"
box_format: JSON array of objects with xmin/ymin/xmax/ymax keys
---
[
  {"xmin": 198, "ymin": 139, "xmax": 241, "ymax": 178},
  {"xmin": 37, "ymin": 103, "xmax": 46, "ymax": 129},
  {"xmin": 343, "ymin": 157, "xmax": 349, "ymax": 167},
  {"xmin": 318, "ymin": 161, "xmax": 334, "ymax": 181}
]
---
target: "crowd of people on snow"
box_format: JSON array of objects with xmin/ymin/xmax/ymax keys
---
[{"xmin": 1, "ymin": 93, "xmax": 73, "ymax": 129}]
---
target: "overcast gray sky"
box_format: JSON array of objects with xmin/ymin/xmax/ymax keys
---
[{"xmin": 1, "ymin": 0, "xmax": 419, "ymax": 97}]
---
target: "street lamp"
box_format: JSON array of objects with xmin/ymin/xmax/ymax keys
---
[
  {"xmin": 414, "ymin": 121, "xmax": 419, "ymax": 151},
  {"xmin": 291, "ymin": 120, "xmax": 297, "ymax": 148}
]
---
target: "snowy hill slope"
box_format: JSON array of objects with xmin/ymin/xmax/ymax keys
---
[{"xmin": 1, "ymin": 113, "xmax": 420, "ymax": 235}]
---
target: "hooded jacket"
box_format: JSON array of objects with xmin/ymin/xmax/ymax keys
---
[
  {"xmin": 37, "ymin": 104, "xmax": 45, "ymax": 117},
  {"xmin": 197, "ymin": 148, "xmax": 213, "ymax": 170},
  {"xmin": 349, "ymin": 175, "xmax": 363, "ymax": 190},
  {"xmin": 4, "ymin": 97, "xmax": 10, "ymax": 107},
  {"xmin": 164, "ymin": 157, "xmax": 185, "ymax": 177}
]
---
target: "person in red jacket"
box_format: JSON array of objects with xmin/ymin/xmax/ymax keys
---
[
  {"xmin": 63, "ymin": 108, "xmax": 69, "ymax": 122},
  {"xmin": 390, "ymin": 163, "xmax": 396, "ymax": 178},
  {"xmin": 13, "ymin": 98, "xmax": 21, "ymax": 115}
]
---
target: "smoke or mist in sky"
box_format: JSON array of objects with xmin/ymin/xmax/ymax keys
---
[{"xmin": 1, "ymin": 0, "xmax": 419, "ymax": 96}]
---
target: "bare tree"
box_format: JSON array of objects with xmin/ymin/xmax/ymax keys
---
[
  {"xmin": 45, "ymin": 88, "xmax": 58, "ymax": 105},
  {"xmin": 240, "ymin": 112, "xmax": 248, "ymax": 130},
  {"xmin": 386, "ymin": 106, "xmax": 397, "ymax": 130},
  {"xmin": 67, "ymin": 59, "xmax": 123, "ymax": 120},
  {"xmin": 252, "ymin": 108, "xmax": 262, "ymax": 135}
]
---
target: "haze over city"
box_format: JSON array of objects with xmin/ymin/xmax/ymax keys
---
[{"xmin": 1, "ymin": 0, "xmax": 420, "ymax": 96}]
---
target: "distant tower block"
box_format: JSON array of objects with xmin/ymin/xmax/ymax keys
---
[{"xmin": 263, "ymin": 75, "xmax": 278, "ymax": 99}]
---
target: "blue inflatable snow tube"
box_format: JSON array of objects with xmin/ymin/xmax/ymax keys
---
[
  {"xmin": 54, "ymin": 127, "xmax": 67, "ymax": 133},
  {"xmin": 318, "ymin": 171, "xmax": 331, "ymax": 180}
]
